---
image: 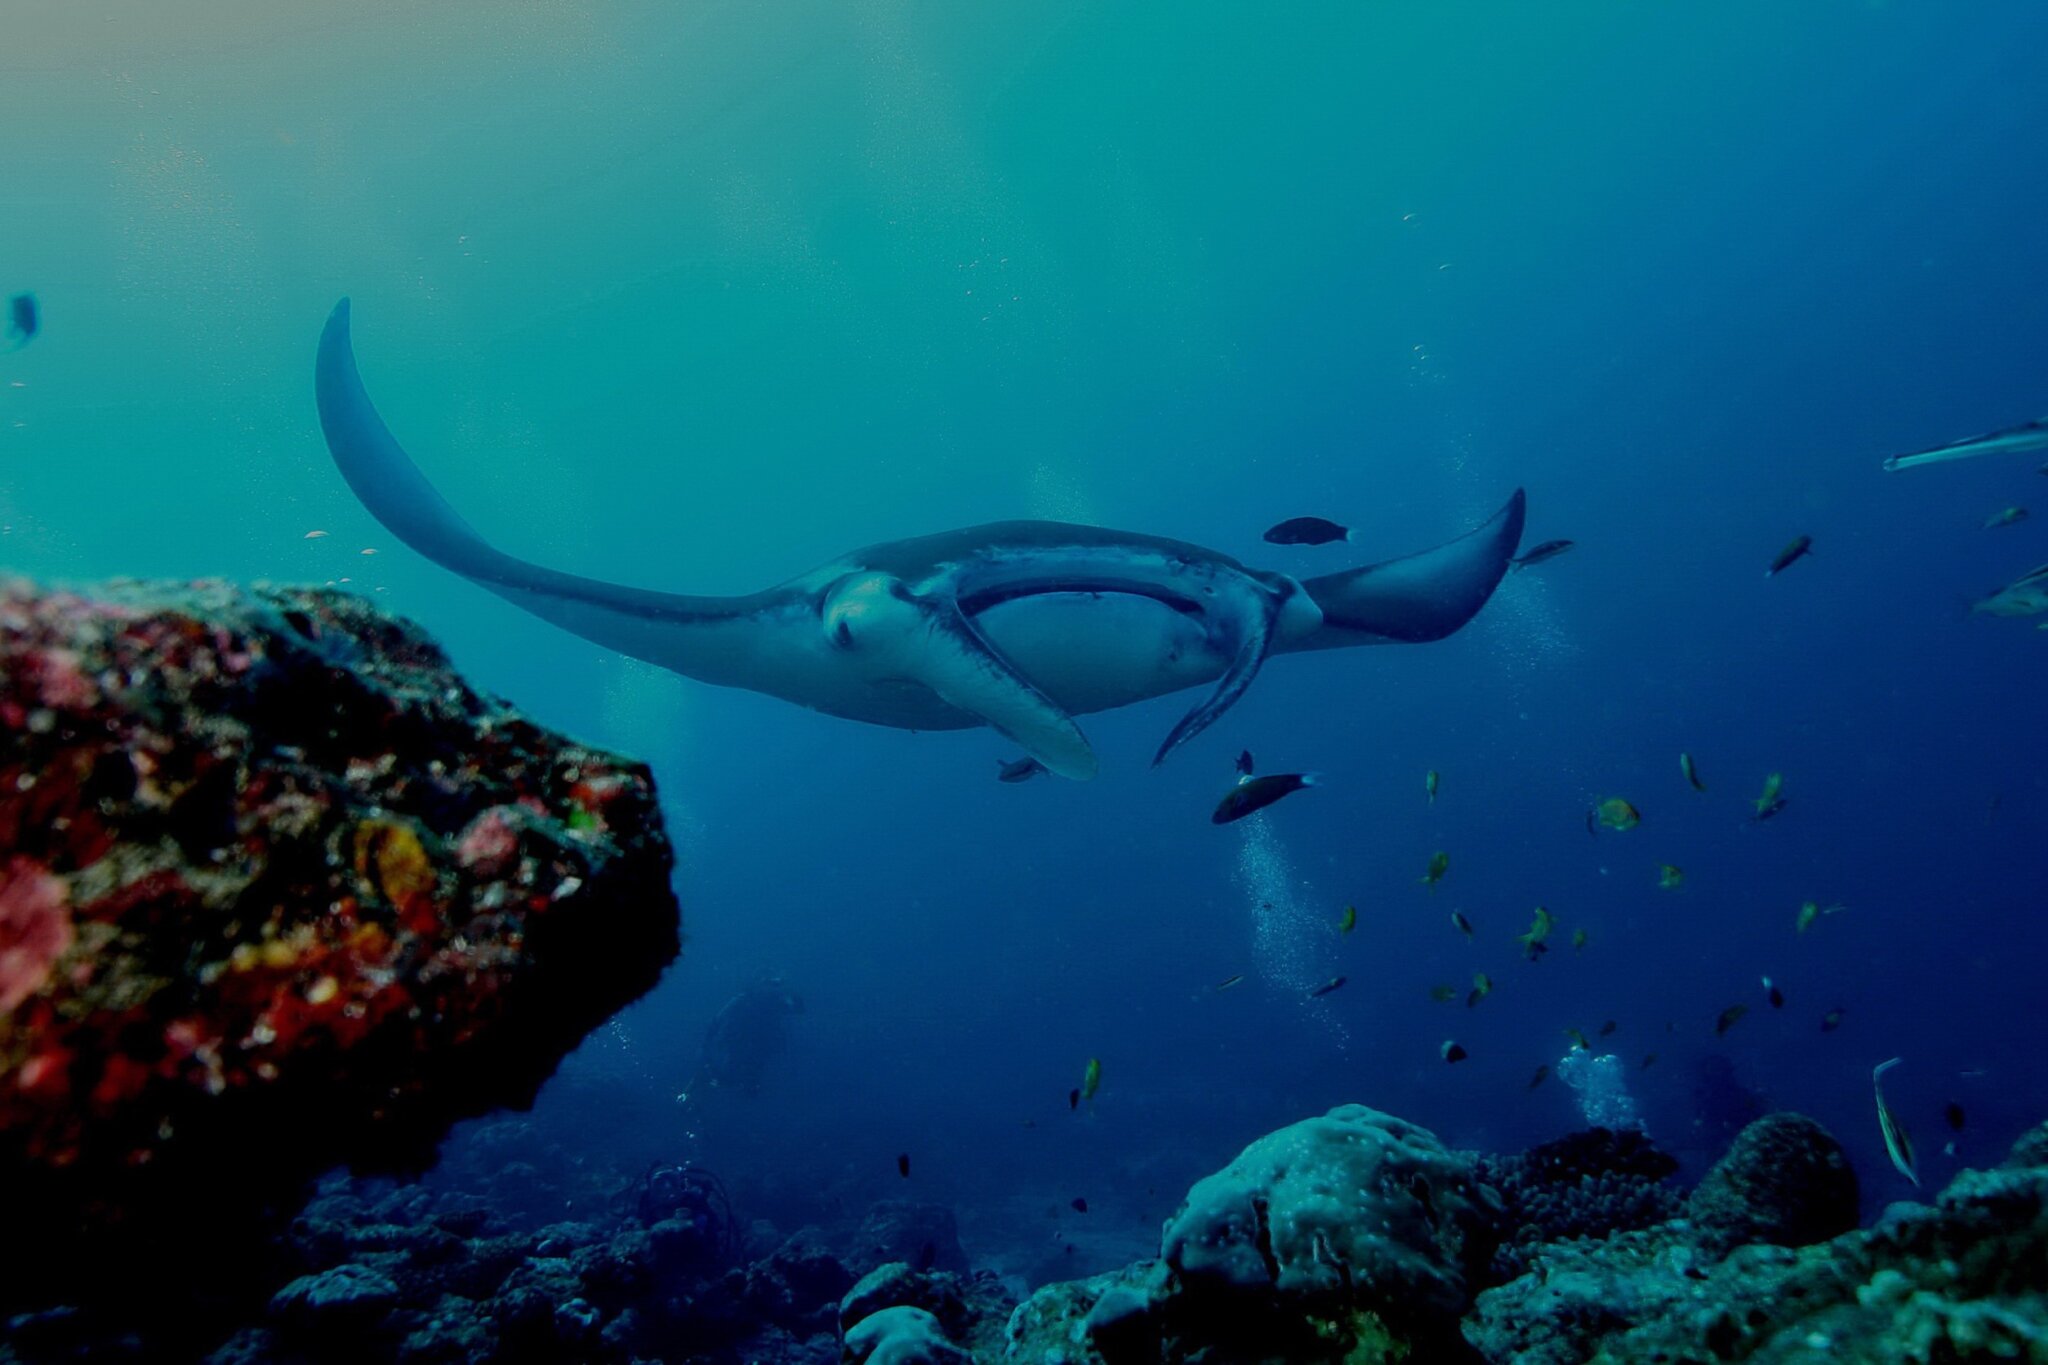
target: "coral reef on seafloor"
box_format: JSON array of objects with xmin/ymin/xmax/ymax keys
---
[
  {"xmin": 5, "ymin": 1098, "xmax": 2048, "ymax": 1362},
  {"xmin": 1477, "ymin": 1124, "xmax": 1685, "ymax": 1280},
  {"xmin": 0, "ymin": 578, "xmax": 681, "ymax": 1324},
  {"xmin": 207, "ymin": 1158, "xmax": 1007, "ymax": 1365},
  {"xmin": 1002, "ymin": 1112, "xmax": 2048, "ymax": 1365}
]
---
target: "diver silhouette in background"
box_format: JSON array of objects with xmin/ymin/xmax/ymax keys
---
[{"xmin": 690, "ymin": 976, "xmax": 804, "ymax": 1097}]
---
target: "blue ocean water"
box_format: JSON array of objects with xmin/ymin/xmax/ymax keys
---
[{"xmin": 5, "ymin": 0, "xmax": 2048, "ymax": 1284}]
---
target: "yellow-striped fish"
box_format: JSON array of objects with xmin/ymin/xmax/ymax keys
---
[
  {"xmin": 1658, "ymin": 864, "xmax": 1685, "ymax": 891},
  {"xmin": 1421, "ymin": 851, "xmax": 1450, "ymax": 891},
  {"xmin": 1516, "ymin": 906, "xmax": 1557, "ymax": 960},
  {"xmin": 1425, "ymin": 770, "xmax": 1440, "ymax": 804},
  {"xmin": 1873, "ymin": 1058, "xmax": 1919, "ymax": 1187},
  {"xmin": 1679, "ymin": 752, "xmax": 1706, "ymax": 792},
  {"xmin": 1338, "ymin": 905, "xmax": 1357, "ymax": 935},
  {"xmin": 1754, "ymin": 772, "xmax": 1787, "ymax": 821},
  {"xmin": 1589, "ymin": 797, "xmax": 1641, "ymax": 833},
  {"xmin": 1081, "ymin": 1057, "xmax": 1102, "ymax": 1102}
]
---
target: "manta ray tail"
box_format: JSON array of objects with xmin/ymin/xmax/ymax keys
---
[
  {"xmin": 1292, "ymin": 490, "xmax": 1527, "ymax": 649},
  {"xmin": 314, "ymin": 300, "xmax": 757, "ymax": 673}
]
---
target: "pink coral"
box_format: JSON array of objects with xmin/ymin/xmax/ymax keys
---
[
  {"xmin": 30, "ymin": 647, "xmax": 97, "ymax": 709},
  {"xmin": 454, "ymin": 807, "xmax": 520, "ymax": 879},
  {"xmin": 0, "ymin": 858, "xmax": 72, "ymax": 1014}
]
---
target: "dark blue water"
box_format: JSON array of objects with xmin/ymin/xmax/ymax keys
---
[{"xmin": 5, "ymin": 1, "xmax": 2046, "ymax": 1281}]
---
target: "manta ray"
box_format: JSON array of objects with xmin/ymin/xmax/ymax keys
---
[{"xmin": 314, "ymin": 300, "xmax": 1526, "ymax": 779}]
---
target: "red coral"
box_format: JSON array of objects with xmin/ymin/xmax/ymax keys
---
[{"xmin": 0, "ymin": 858, "xmax": 72, "ymax": 1013}]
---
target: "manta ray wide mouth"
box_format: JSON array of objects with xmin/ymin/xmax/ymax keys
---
[{"xmin": 955, "ymin": 579, "xmax": 1207, "ymax": 618}]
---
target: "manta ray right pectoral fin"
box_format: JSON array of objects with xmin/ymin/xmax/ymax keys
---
[
  {"xmin": 1151, "ymin": 595, "xmax": 1277, "ymax": 767},
  {"xmin": 842, "ymin": 579, "xmax": 1098, "ymax": 780}
]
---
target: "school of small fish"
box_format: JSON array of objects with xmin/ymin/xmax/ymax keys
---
[{"xmin": 1179, "ymin": 649, "xmax": 1938, "ymax": 1183}]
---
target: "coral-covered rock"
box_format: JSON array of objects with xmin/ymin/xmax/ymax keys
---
[
  {"xmin": 2005, "ymin": 1120, "xmax": 2048, "ymax": 1172},
  {"xmin": 1476, "ymin": 1126, "xmax": 1683, "ymax": 1280},
  {"xmin": 0, "ymin": 578, "xmax": 681, "ymax": 1287},
  {"xmin": 270, "ymin": 1262, "xmax": 403, "ymax": 1330},
  {"xmin": 841, "ymin": 1262, "xmax": 967, "ymax": 1336},
  {"xmin": 1687, "ymin": 1112, "xmax": 1859, "ymax": 1257},
  {"xmin": 1001, "ymin": 1269, "xmax": 1132, "ymax": 1365},
  {"xmin": 1462, "ymin": 1225, "xmax": 1703, "ymax": 1365},
  {"xmin": 733, "ymin": 1228, "xmax": 857, "ymax": 1333},
  {"xmin": 999, "ymin": 1108, "xmax": 1501, "ymax": 1363},
  {"xmin": 844, "ymin": 1305, "xmax": 972, "ymax": 1365},
  {"xmin": 1469, "ymin": 1119, "xmax": 2048, "ymax": 1363},
  {"xmin": 1159, "ymin": 1105, "xmax": 1500, "ymax": 1350},
  {"xmin": 839, "ymin": 1260, "xmax": 1016, "ymax": 1358}
]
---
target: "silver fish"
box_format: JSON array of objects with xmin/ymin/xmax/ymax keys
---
[
  {"xmin": 1873, "ymin": 1057, "xmax": 1919, "ymax": 1188},
  {"xmin": 1883, "ymin": 417, "xmax": 2048, "ymax": 472}
]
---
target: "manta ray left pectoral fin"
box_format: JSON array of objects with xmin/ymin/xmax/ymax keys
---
[
  {"xmin": 1151, "ymin": 596, "xmax": 1278, "ymax": 767},
  {"xmin": 918, "ymin": 604, "xmax": 1098, "ymax": 781},
  {"xmin": 833, "ymin": 576, "xmax": 1097, "ymax": 780}
]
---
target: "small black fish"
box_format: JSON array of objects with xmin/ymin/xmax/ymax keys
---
[
  {"xmin": 896, "ymin": 1153, "xmax": 911, "ymax": 1178},
  {"xmin": 1763, "ymin": 976, "xmax": 1785, "ymax": 1009},
  {"xmin": 1212, "ymin": 772, "xmax": 1317, "ymax": 824},
  {"xmin": 1510, "ymin": 539, "xmax": 1575, "ymax": 571},
  {"xmin": 1641, "ymin": 1052, "xmax": 1658, "ymax": 1069},
  {"xmin": 1067, "ymin": 1087, "xmax": 1080, "ymax": 1111},
  {"xmin": 996, "ymin": 756, "xmax": 1049, "ymax": 783},
  {"xmin": 1752, "ymin": 796, "xmax": 1788, "ymax": 823},
  {"xmin": 1715, "ymin": 1004, "xmax": 1748, "ymax": 1036},
  {"xmin": 1598, "ymin": 1020, "xmax": 1618, "ymax": 1037},
  {"xmin": 1307, "ymin": 975, "xmax": 1347, "ymax": 999},
  {"xmin": 1235, "ymin": 749, "xmax": 1255, "ymax": 777},
  {"xmin": 1070, "ymin": 1197, "xmax": 1089, "ymax": 1214},
  {"xmin": 1820, "ymin": 1007, "xmax": 1845, "ymax": 1033},
  {"xmin": 1441, "ymin": 1040, "xmax": 1468, "ymax": 1064},
  {"xmin": 1527, "ymin": 1064, "xmax": 1549, "ymax": 1089},
  {"xmin": 1945, "ymin": 1102, "xmax": 1966, "ymax": 1133},
  {"xmin": 5, "ymin": 293, "xmax": 35, "ymax": 348},
  {"xmin": 1766, "ymin": 534, "xmax": 1813, "ymax": 578},
  {"xmin": 1263, "ymin": 516, "xmax": 1350, "ymax": 546}
]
